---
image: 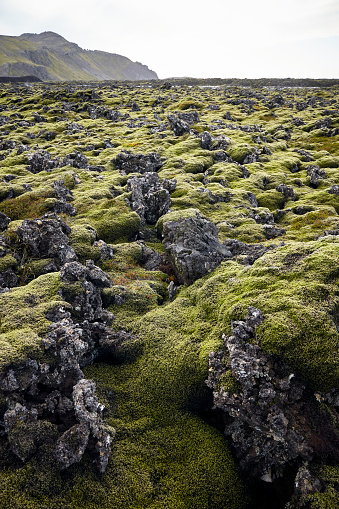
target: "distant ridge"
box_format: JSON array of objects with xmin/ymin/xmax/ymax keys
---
[
  {"xmin": 0, "ymin": 75, "xmax": 42, "ymax": 83},
  {"xmin": 0, "ymin": 31, "xmax": 158, "ymax": 81}
]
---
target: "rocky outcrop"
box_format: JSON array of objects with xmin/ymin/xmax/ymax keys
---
[
  {"xmin": 26, "ymin": 149, "xmax": 61, "ymax": 173},
  {"xmin": 15, "ymin": 214, "xmax": 77, "ymax": 269},
  {"xmin": 127, "ymin": 172, "xmax": 176, "ymax": 225},
  {"xmin": 162, "ymin": 212, "xmax": 232, "ymax": 284},
  {"xmin": 0, "ymin": 259, "xmax": 120, "ymax": 472},
  {"xmin": 306, "ymin": 165, "xmax": 326, "ymax": 188},
  {"xmin": 167, "ymin": 114, "xmax": 192, "ymax": 136},
  {"xmin": 206, "ymin": 307, "xmax": 339, "ymax": 493},
  {"xmin": 112, "ymin": 151, "xmax": 163, "ymax": 174}
]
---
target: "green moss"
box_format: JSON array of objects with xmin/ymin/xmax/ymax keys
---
[
  {"xmin": 69, "ymin": 224, "xmax": 101, "ymax": 263},
  {"xmin": 0, "ymin": 254, "xmax": 17, "ymax": 272},
  {"xmin": 228, "ymin": 144, "xmax": 254, "ymax": 164},
  {"xmin": 0, "ymin": 272, "xmax": 62, "ymax": 369},
  {"xmin": 93, "ymin": 211, "xmax": 141, "ymax": 244},
  {"xmin": 256, "ymin": 189, "xmax": 286, "ymax": 210}
]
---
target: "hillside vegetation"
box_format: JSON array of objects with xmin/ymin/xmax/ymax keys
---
[{"xmin": 0, "ymin": 32, "xmax": 158, "ymax": 81}]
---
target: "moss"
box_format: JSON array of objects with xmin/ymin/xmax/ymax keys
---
[
  {"xmin": 93, "ymin": 211, "xmax": 141, "ymax": 244},
  {"xmin": 69, "ymin": 224, "xmax": 101, "ymax": 263},
  {"xmin": 256, "ymin": 189, "xmax": 286, "ymax": 210},
  {"xmin": 0, "ymin": 188, "xmax": 56, "ymax": 220},
  {"xmin": 0, "ymin": 272, "xmax": 62, "ymax": 369},
  {"xmin": 227, "ymin": 144, "xmax": 254, "ymax": 164},
  {"xmin": 0, "ymin": 254, "xmax": 17, "ymax": 272}
]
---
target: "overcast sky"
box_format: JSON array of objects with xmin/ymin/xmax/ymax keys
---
[{"xmin": 0, "ymin": 0, "xmax": 338, "ymax": 78}]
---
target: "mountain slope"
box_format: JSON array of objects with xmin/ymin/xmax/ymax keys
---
[{"xmin": 0, "ymin": 31, "xmax": 158, "ymax": 81}]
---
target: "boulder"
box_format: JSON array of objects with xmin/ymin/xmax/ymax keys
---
[
  {"xmin": 112, "ymin": 150, "xmax": 163, "ymax": 174},
  {"xmin": 162, "ymin": 212, "xmax": 231, "ymax": 284},
  {"xmin": 127, "ymin": 172, "xmax": 175, "ymax": 225},
  {"xmin": 15, "ymin": 214, "xmax": 77, "ymax": 268}
]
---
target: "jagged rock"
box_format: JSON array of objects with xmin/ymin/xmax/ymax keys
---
[
  {"xmin": 93, "ymin": 240, "xmax": 114, "ymax": 260},
  {"xmin": 60, "ymin": 260, "xmax": 113, "ymax": 323},
  {"xmin": 135, "ymin": 241, "xmax": 163, "ymax": 271},
  {"xmin": 130, "ymin": 102, "xmax": 140, "ymax": 112},
  {"xmin": 4, "ymin": 402, "xmax": 40, "ymax": 461},
  {"xmin": 293, "ymin": 463, "xmax": 322, "ymax": 498},
  {"xmin": 62, "ymin": 151, "xmax": 88, "ymax": 169},
  {"xmin": 162, "ymin": 212, "xmax": 231, "ymax": 284},
  {"xmin": 112, "ymin": 150, "xmax": 163, "ymax": 174},
  {"xmin": 245, "ymin": 192, "xmax": 258, "ymax": 207},
  {"xmin": 249, "ymin": 209, "xmax": 274, "ymax": 225},
  {"xmin": 266, "ymin": 95, "xmax": 285, "ymax": 109},
  {"xmin": 222, "ymin": 238, "xmax": 272, "ymax": 265},
  {"xmin": 177, "ymin": 111, "xmax": 200, "ymax": 125},
  {"xmin": 294, "ymin": 148, "xmax": 314, "ymax": 161},
  {"xmin": 276, "ymin": 183, "xmax": 296, "ymax": 202},
  {"xmin": 0, "ymin": 139, "xmax": 16, "ymax": 150},
  {"xmin": 55, "ymin": 421, "xmax": 90, "ymax": 468},
  {"xmin": 206, "ymin": 307, "xmax": 314, "ymax": 481},
  {"xmin": 167, "ymin": 114, "xmax": 191, "ymax": 136},
  {"xmin": 241, "ymin": 165, "xmax": 250, "ymax": 178},
  {"xmin": 52, "ymin": 180, "xmax": 77, "ymax": 216},
  {"xmin": 17, "ymin": 144, "xmax": 29, "ymax": 155},
  {"xmin": 306, "ymin": 165, "xmax": 326, "ymax": 187},
  {"xmin": 15, "ymin": 214, "xmax": 77, "ymax": 268},
  {"xmin": 33, "ymin": 112, "xmax": 47, "ymax": 123},
  {"xmin": 201, "ymin": 132, "xmax": 230, "ymax": 152},
  {"xmin": 329, "ymin": 185, "xmax": 339, "ymax": 195},
  {"xmin": 313, "ymin": 117, "xmax": 332, "ymax": 130},
  {"xmin": 127, "ymin": 172, "xmax": 175, "ymax": 225},
  {"xmin": 56, "ymin": 379, "xmax": 113, "ymax": 472},
  {"xmin": 201, "ymin": 131, "xmax": 213, "ymax": 150},
  {"xmin": 26, "ymin": 149, "xmax": 61, "ymax": 173},
  {"xmin": 168, "ymin": 281, "xmax": 177, "ymax": 301},
  {"xmin": 197, "ymin": 187, "xmax": 231, "ymax": 204},
  {"xmin": 0, "ymin": 211, "xmax": 10, "ymax": 230},
  {"xmin": 262, "ymin": 225, "xmax": 286, "ymax": 239},
  {"xmin": 213, "ymin": 150, "xmax": 232, "ymax": 162},
  {"xmin": 0, "ymin": 268, "xmax": 18, "ymax": 292},
  {"xmin": 243, "ymin": 148, "xmax": 261, "ymax": 164}
]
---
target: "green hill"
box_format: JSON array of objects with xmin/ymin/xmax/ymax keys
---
[{"xmin": 0, "ymin": 31, "xmax": 158, "ymax": 81}]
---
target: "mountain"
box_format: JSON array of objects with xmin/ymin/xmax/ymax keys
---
[{"xmin": 0, "ymin": 31, "xmax": 158, "ymax": 81}]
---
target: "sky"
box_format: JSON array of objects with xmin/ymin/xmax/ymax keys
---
[{"xmin": 0, "ymin": 0, "xmax": 338, "ymax": 79}]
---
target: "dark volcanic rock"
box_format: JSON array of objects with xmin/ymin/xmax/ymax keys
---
[
  {"xmin": 306, "ymin": 165, "xmax": 326, "ymax": 188},
  {"xmin": 276, "ymin": 183, "xmax": 296, "ymax": 202},
  {"xmin": 206, "ymin": 307, "xmax": 314, "ymax": 482},
  {"xmin": 262, "ymin": 225, "xmax": 286, "ymax": 239},
  {"xmin": 162, "ymin": 212, "xmax": 231, "ymax": 284},
  {"xmin": 2, "ymin": 314, "xmax": 114, "ymax": 471},
  {"xmin": 15, "ymin": 214, "xmax": 77, "ymax": 268},
  {"xmin": 55, "ymin": 378, "xmax": 113, "ymax": 473},
  {"xmin": 0, "ymin": 211, "xmax": 10, "ymax": 231},
  {"xmin": 177, "ymin": 110, "xmax": 200, "ymax": 125},
  {"xmin": 62, "ymin": 151, "xmax": 88, "ymax": 169},
  {"xmin": 52, "ymin": 180, "xmax": 77, "ymax": 216},
  {"xmin": 222, "ymin": 238, "xmax": 272, "ymax": 265},
  {"xmin": 167, "ymin": 114, "xmax": 191, "ymax": 136},
  {"xmin": 26, "ymin": 149, "xmax": 61, "ymax": 173},
  {"xmin": 60, "ymin": 259, "xmax": 113, "ymax": 325},
  {"xmin": 201, "ymin": 131, "xmax": 213, "ymax": 150},
  {"xmin": 112, "ymin": 150, "xmax": 163, "ymax": 174},
  {"xmin": 127, "ymin": 172, "xmax": 175, "ymax": 225}
]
